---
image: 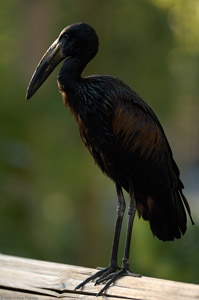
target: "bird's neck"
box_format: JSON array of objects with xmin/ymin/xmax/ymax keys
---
[
  {"xmin": 58, "ymin": 56, "xmax": 88, "ymax": 87},
  {"xmin": 58, "ymin": 56, "xmax": 90, "ymax": 113}
]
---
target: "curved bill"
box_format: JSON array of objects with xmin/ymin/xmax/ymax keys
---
[{"xmin": 26, "ymin": 38, "xmax": 64, "ymax": 100}]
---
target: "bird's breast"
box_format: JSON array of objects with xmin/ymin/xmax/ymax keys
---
[
  {"xmin": 57, "ymin": 80, "xmax": 78, "ymax": 116},
  {"xmin": 57, "ymin": 80, "xmax": 68, "ymax": 105}
]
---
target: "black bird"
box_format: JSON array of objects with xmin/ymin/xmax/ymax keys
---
[{"xmin": 26, "ymin": 22, "xmax": 194, "ymax": 296}]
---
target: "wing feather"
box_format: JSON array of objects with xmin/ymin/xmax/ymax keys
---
[{"xmin": 111, "ymin": 86, "xmax": 193, "ymax": 241}]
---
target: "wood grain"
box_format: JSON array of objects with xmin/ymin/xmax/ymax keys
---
[{"xmin": 0, "ymin": 253, "xmax": 198, "ymax": 299}]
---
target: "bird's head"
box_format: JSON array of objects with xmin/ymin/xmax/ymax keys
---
[{"xmin": 26, "ymin": 22, "xmax": 99, "ymax": 100}]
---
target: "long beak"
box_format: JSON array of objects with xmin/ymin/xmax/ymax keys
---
[{"xmin": 26, "ymin": 38, "xmax": 64, "ymax": 100}]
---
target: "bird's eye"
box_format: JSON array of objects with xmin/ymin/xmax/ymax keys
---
[{"xmin": 59, "ymin": 32, "xmax": 69, "ymax": 41}]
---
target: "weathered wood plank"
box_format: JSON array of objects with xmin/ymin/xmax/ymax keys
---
[
  {"xmin": 0, "ymin": 289, "xmax": 107, "ymax": 300},
  {"xmin": 0, "ymin": 253, "xmax": 198, "ymax": 299}
]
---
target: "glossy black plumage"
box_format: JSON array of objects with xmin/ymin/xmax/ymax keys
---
[{"xmin": 26, "ymin": 22, "xmax": 194, "ymax": 295}]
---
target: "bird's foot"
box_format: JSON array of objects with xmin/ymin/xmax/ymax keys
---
[
  {"xmin": 75, "ymin": 264, "xmax": 119, "ymax": 294},
  {"xmin": 75, "ymin": 264, "xmax": 140, "ymax": 296},
  {"xmin": 95, "ymin": 267, "xmax": 140, "ymax": 296}
]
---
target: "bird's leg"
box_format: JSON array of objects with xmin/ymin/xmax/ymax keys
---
[
  {"xmin": 109, "ymin": 184, "xmax": 126, "ymax": 268},
  {"xmin": 121, "ymin": 183, "xmax": 138, "ymax": 274},
  {"xmin": 75, "ymin": 183, "xmax": 125, "ymax": 291},
  {"xmin": 96, "ymin": 183, "xmax": 140, "ymax": 296}
]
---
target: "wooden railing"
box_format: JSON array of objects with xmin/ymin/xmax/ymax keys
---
[{"xmin": 0, "ymin": 253, "xmax": 198, "ymax": 299}]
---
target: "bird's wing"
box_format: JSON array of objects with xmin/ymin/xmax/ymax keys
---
[
  {"xmin": 111, "ymin": 86, "xmax": 180, "ymax": 193},
  {"xmin": 111, "ymin": 88, "xmax": 193, "ymax": 241}
]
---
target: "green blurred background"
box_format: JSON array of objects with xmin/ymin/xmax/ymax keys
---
[{"xmin": 0, "ymin": 0, "xmax": 198, "ymax": 284}]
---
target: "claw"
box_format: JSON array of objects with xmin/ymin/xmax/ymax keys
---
[
  {"xmin": 97, "ymin": 270, "xmax": 124, "ymax": 296},
  {"xmin": 96, "ymin": 271, "xmax": 116, "ymax": 285},
  {"xmin": 75, "ymin": 269, "xmax": 102, "ymax": 290},
  {"xmin": 75, "ymin": 265, "xmax": 141, "ymax": 296},
  {"xmin": 95, "ymin": 267, "xmax": 117, "ymax": 285},
  {"xmin": 75, "ymin": 265, "xmax": 118, "ymax": 291},
  {"xmin": 96, "ymin": 269, "xmax": 141, "ymax": 296}
]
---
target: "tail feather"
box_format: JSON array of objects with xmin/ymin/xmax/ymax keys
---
[
  {"xmin": 179, "ymin": 190, "xmax": 194, "ymax": 225},
  {"xmin": 149, "ymin": 194, "xmax": 185, "ymax": 241},
  {"xmin": 136, "ymin": 188, "xmax": 193, "ymax": 242}
]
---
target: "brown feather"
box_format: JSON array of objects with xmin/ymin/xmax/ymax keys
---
[{"xmin": 113, "ymin": 103, "xmax": 163, "ymax": 160}]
